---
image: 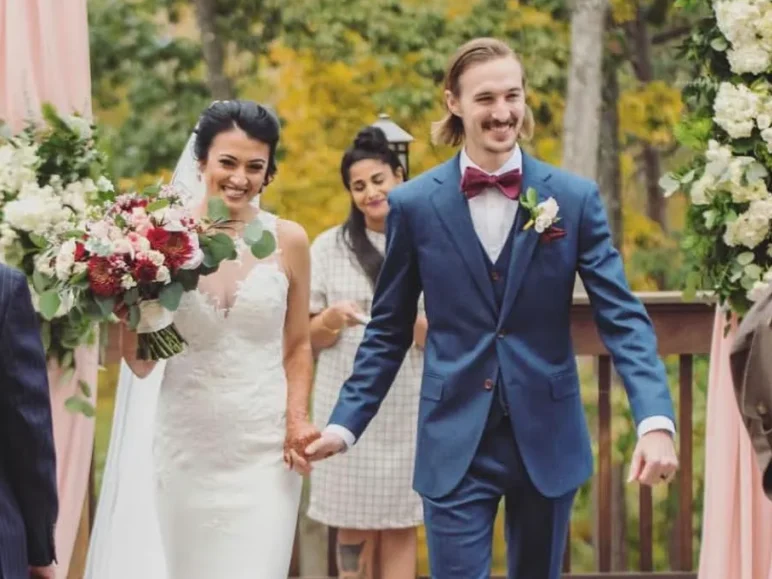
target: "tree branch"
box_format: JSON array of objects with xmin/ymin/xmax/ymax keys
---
[{"xmin": 651, "ymin": 25, "xmax": 691, "ymax": 45}]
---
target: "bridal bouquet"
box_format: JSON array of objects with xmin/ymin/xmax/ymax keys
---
[
  {"xmin": 47, "ymin": 185, "xmax": 245, "ymax": 360},
  {"xmin": 0, "ymin": 105, "xmax": 114, "ymax": 374}
]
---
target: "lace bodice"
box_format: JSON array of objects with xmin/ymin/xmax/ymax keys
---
[{"xmin": 153, "ymin": 212, "xmax": 290, "ymax": 487}]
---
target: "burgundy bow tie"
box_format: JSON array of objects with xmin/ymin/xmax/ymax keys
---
[{"xmin": 461, "ymin": 166, "xmax": 522, "ymax": 200}]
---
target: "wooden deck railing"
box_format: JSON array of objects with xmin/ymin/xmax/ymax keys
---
[
  {"xmin": 289, "ymin": 291, "xmax": 715, "ymax": 578},
  {"xmin": 81, "ymin": 291, "xmax": 714, "ymax": 579}
]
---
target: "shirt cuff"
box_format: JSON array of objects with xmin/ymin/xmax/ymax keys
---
[
  {"xmin": 324, "ymin": 424, "xmax": 356, "ymax": 450},
  {"xmin": 637, "ymin": 416, "xmax": 676, "ymax": 438}
]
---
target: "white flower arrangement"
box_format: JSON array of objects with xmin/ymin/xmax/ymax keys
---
[{"xmin": 661, "ymin": 0, "xmax": 772, "ymax": 316}]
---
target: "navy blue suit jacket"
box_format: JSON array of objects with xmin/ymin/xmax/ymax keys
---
[
  {"xmin": 329, "ymin": 153, "xmax": 676, "ymax": 499},
  {"xmin": 0, "ymin": 264, "xmax": 57, "ymax": 577}
]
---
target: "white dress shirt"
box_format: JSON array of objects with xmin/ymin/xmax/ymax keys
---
[{"xmin": 326, "ymin": 147, "xmax": 674, "ymax": 448}]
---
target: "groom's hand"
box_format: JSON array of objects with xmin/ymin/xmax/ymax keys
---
[
  {"xmin": 627, "ymin": 430, "xmax": 679, "ymax": 486},
  {"xmin": 305, "ymin": 432, "xmax": 346, "ymax": 461}
]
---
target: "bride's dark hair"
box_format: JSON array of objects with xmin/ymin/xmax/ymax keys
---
[
  {"xmin": 194, "ymin": 100, "xmax": 281, "ymax": 184},
  {"xmin": 339, "ymin": 126, "xmax": 405, "ymax": 288}
]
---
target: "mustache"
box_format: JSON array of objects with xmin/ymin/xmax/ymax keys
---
[{"xmin": 482, "ymin": 118, "xmax": 517, "ymax": 130}]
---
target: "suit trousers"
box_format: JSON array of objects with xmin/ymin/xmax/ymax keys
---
[{"xmin": 421, "ymin": 401, "xmax": 576, "ymax": 578}]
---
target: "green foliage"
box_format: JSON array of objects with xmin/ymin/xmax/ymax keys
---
[{"xmin": 89, "ymin": 0, "xmax": 210, "ymax": 177}]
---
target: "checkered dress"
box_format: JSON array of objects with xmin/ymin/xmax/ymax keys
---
[{"xmin": 307, "ymin": 226, "xmax": 424, "ymax": 529}]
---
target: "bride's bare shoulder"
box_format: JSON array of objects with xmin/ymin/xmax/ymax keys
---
[
  {"xmin": 275, "ymin": 219, "xmax": 310, "ymax": 281},
  {"xmin": 276, "ymin": 218, "xmax": 310, "ymax": 251}
]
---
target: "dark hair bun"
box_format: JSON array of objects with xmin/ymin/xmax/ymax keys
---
[{"xmin": 353, "ymin": 126, "xmax": 390, "ymax": 154}]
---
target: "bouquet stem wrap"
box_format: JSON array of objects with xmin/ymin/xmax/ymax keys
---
[{"xmin": 136, "ymin": 300, "xmax": 185, "ymax": 360}]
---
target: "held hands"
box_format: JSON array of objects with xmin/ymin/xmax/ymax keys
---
[
  {"xmin": 627, "ymin": 430, "xmax": 679, "ymax": 486},
  {"xmin": 305, "ymin": 431, "xmax": 347, "ymax": 462},
  {"xmin": 283, "ymin": 417, "xmax": 321, "ymax": 476}
]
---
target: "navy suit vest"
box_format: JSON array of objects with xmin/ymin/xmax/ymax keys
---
[{"xmin": 479, "ymin": 218, "xmax": 517, "ymax": 420}]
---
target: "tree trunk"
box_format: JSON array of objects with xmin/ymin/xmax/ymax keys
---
[
  {"xmin": 562, "ymin": 0, "xmax": 608, "ymax": 180},
  {"xmin": 598, "ymin": 52, "xmax": 623, "ymax": 250},
  {"xmin": 625, "ymin": 2, "xmax": 666, "ymax": 231},
  {"xmin": 563, "ymin": 0, "xmax": 608, "ymax": 295},
  {"xmin": 193, "ymin": 0, "xmax": 235, "ymax": 100}
]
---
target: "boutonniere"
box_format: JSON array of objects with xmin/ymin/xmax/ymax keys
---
[{"xmin": 520, "ymin": 187, "xmax": 566, "ymax": 242}]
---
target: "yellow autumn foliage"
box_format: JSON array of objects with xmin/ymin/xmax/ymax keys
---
[
  {"xmin": 618, "ymin": 80, "xmax": 683, "ymax": 147},
  {"xmin": 609, "ymin": 0, "xmax": 638, "ymax": 23}
]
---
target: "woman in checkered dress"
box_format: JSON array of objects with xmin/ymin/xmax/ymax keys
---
[{"xmin": 307, "ymin": 126, "xmax": 425, "ymax": 578}]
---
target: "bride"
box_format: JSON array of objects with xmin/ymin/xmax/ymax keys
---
[{"xmin": 85, "ymin": 100, "xmax": 319, "ymax": 578}]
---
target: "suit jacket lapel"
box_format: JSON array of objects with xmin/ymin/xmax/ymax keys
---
[
  {"xmin": 430, "ymin": 155, "xmax": 498, "ymax": 318},
  {"xmin": 498, "ymin": 153, "xmax": 550, "ymax": 326}
]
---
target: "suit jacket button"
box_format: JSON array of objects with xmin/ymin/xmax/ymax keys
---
[
  {"xmin": 484, "ymin": 379, "xmax": 494, "ymax": 390},
  {"xmin": 491, "ymin": 271, "xmax": 500, "ymax": 281},
  {"xmin": 497, "ymin": 331, "xmax": 506, "ymax": 338},
  {"xmin": 757, "ymin": 402, "xmax": 768, "ymax": 415}
]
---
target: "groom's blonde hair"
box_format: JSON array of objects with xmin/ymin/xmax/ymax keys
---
[{"xmin": 431, "ymin": 38, "xmax": 535, "ymax": 147}]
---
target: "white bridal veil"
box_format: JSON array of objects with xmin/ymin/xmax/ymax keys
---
[{"xmin": 83, "ymin": 132, "xmax": 204, "ymax": 578}]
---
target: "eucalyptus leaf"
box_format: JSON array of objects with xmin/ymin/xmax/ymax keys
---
[
  {"xmin": 95, "ymin": 296, "xmax": 116, "ymax": 318},
  {"xmin": 32, "ymin": 268, "xmax": 53, "ymax": 293},
  {"xmin": 208, "ymin": 197, "xmax": 230, "ymax": 223},
  {"xmin": 78, "ymin": 380, "xmax": 93, "ymax": 397},
  {"xmin": 128, "ymin": 304, "xmax": 141, "ymax": 331},
  {"xmin": 737, "ymin": 252, "xmax": 755, "ymax": 266},
  {"xmin": 64, "ymin": 395, "xmax": 96, "ymax": 418},
  {"xmin": 146, "ymin": 198, "xmax": 171, "ymax": 213},
  {"xmin": 202, "ymin": 233, "xmax": 237, "ymax": 267},
  {"xmin": 28, "ymin": 233, "xmax": 48, "ymax": 249},
  {"xmin": 251, "ymin": 231, "xmax": 277, "ymax": 260},
  {"xmin": 744, "ymin": 264, "xmax": 762, "ymax": 279},
  {"xmin": 746, "ymin": 161, "xmax": 768, "ymax": 183},
  {"xmin": 659, "ymin": 173, "xmax": 680, "ymax": 197},
  {"xmin": 39, "ymin": 290, "xmax": 62, "ymax": 321},
  {"xmin": 40, "ymin": 321, "xmax": 52, "ymax": 352},
  {"xmin": 124, "ymin": 287, "xmax": 140, "ymax": 306},
  {"xmin": 709, "ymin": 37, "xmax": 728, "ymax": 51},
  {"xmin": 159, "ymin": 281, "xmax": 184, "ymax": 311},
  {"xmin": 242, "ymin": 219, "xmax": 266, "ymax": 245}
]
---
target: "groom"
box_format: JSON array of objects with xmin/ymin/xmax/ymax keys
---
[
  {"xmin": 0, "ymin": 263, "xmax": 58, "ymax": 579},
  {"xmin": 307, "ymin": 37, "xmax": 678, "ymax": 578}
]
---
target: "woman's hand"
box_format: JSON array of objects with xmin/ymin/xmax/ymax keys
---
[
  {"xmin": 283, "ymin": 417, "xmax": 321, "ymax": 475},
  {"xmin": 324, "ymin": 300, "xmax": 365, "ymax": 330}
]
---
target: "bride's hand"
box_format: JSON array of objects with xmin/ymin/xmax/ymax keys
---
[{"xmin": 283, "ymin": 418, "xmax": 321, "ymax": 476}]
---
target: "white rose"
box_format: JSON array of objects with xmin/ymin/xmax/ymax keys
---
[
  {"xmin": 689, "ymin": 173, "xmax": 715, "ymax": 206},
  {"xmin": 723, "ymin": 211, "xmax": 770, "ymax": 248},
  {"xmin": 155, "ymin": 266, "xmax": 170, "ymax": 284},
  {"xmin": 538, "ymin": 198, "xmax": 559, "ymax": 221},
  {"xmin": 147, "ymin": 250, "xmax": 166, "ymax": 267},
  {"xmin": 713, "ymin": 82, "xmax": 759, "ymax": 139},
  {"xmin": 121, "ymin": 274, "xmax": 137, "ymax": 290},
  {"xmin": 727, "ymin": 44, "xmax": 771, "ymax": 74},
  {"xmin": 63, "ymin": 115, "xmax": 92, "ymax": 140},
  {"xmin": 54, "ymin": 240, "xmax": 77, "ymax": 280}
]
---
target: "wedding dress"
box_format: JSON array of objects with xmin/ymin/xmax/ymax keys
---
[
  {"xmin": 85, "ymin": 133, "xmax": 301, "ymax": 578},
  {"xmin": 156, "ymin": 211, "xmax": 301, "ymax": 576}
]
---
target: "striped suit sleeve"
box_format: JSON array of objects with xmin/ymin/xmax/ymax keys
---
[{"xmin": 0, "ymin": 267, "xmax": 58, "ymax": 565}]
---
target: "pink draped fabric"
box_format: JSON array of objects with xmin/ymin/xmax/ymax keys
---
[
  {"xmin": 0, "ymin": 1, "xmax": 96, "ymax": 576},
  {"xmin": 698, "ymin": 307, "xmax": 772, "ymax": 579}
]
